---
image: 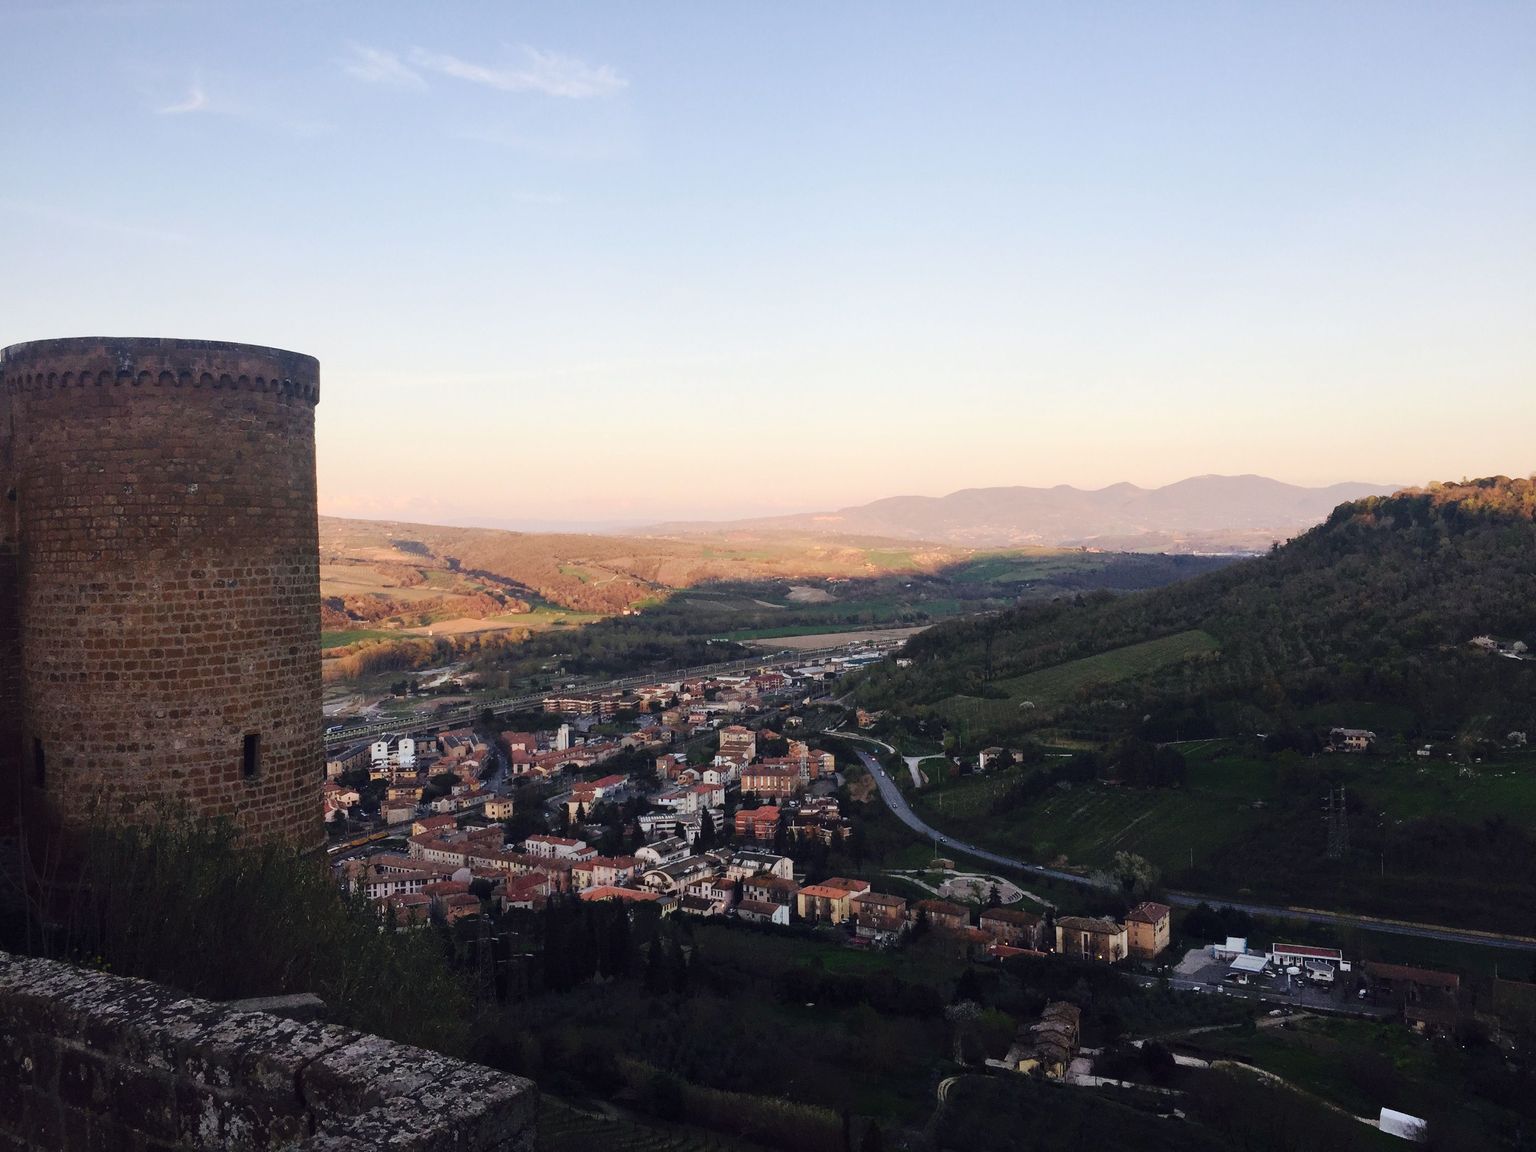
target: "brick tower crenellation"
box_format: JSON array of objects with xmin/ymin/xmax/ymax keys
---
[{"xmin": 1, "ymin": 337, "xmax": 323, "ymax": 850}]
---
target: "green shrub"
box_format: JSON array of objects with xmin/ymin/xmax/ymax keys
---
[{"xmin": 53, "ymin": 817, "xmax": 469, "ymax": 1053}]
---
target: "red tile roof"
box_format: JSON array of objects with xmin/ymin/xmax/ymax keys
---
[{"xmin": 1125, "ymin": 901, "xmax": 1172, "ymax": 924}]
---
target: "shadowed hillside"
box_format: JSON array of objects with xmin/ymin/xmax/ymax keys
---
[{"xmin": 859, "ymin": 477, "xmax": 1536, "ymax": 746}]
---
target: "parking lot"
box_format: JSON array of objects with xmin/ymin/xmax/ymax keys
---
[{"xmin": 1163, "ymin": 948, "xmax": 1395, "ymax": 1017}]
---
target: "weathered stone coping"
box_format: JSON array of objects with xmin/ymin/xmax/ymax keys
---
[{"xmin": 0, "ymin": 949, "xmax": 536, "ymax": 1150}]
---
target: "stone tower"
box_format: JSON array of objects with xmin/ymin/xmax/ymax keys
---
[{"xmin": 0, "ymin": 337, "xmax": 322, "ymax": 851}]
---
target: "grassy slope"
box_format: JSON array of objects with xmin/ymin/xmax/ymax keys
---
[
  {"xmin": 916, "ymin": 732, "xmax": 1536, "ymax": 934},
  {"xmin": 860, "ymin": 477, "xmax": 1536, "ymax": 749},
  {"xmin": 935, "ymin": 629, "xmax": 1220, "ymax": 728},
  {"xmin": 915, "ymin": 744, "xmax": 1266, "ymax": 875}
]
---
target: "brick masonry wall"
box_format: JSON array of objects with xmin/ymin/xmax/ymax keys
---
[
  {"xmin": 2, "ymin": 379, "xmax": 21, "ymax": 839},
  {"xmin": 0, "ymin": 949, "xmax": 537, "ymax": 1151},
  {"xmin": 0, "ymin": 338, "xmax": 324, "ymax": 849}
]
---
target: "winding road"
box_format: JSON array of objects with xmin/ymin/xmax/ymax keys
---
[{"xmin": 848, "ymin": 743, "xmax": 1536, "ymax": 954}]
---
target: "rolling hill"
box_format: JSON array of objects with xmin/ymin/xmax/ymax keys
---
[
  {"xmin": 646, "ymin": 474, "xmax": 1400, "ymax": 551},
  {"xmin": 858, "ymin": 476, "xmax": 1536, "ymax": 745},
  {"xmin": 318, "ymin": 516, "xmax": 976, "ymax": 631}
]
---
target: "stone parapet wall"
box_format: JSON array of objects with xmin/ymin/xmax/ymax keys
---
[{"xmin": 0, "ymin": 950, "xmax": 536, "ymax": 1151}]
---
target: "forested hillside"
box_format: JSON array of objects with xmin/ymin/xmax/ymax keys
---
[{"xmin": 858, "ymin": 477, "xmax": 1536, "ymax": 746}]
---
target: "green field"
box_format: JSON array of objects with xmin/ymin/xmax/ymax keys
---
[
  {"xmin": 937, "ymin": 630, "xmax": 1220, "ymax": 728},
  {"xmin": 927, "ymin": 780, "xmax": 1262, "ymax": 874},
  {"xmin": 320, "ymin": 629, "xmax": 402, "ymax": 648},
  {"xmin": 1189, "ymin": 1017, "xmax": 1438, "ymax": 1119},
  {"xmin": 1348, "ymin": 753, "xmax": 1536, "ymax": 824},
  {"xmin": 917, "ymin": 736, "xmax": 1536, "ymax": 882},
  {"xmin": 914, "ymin": 742, "xmax": 1277, "ymax": 876},
  {"xmin": 948, "ymin": 551, "xmax": 1109, "ymax": 584},
  {"xmin": 487, "ymin": 606, "xmax": 609, "ymax": 631}
]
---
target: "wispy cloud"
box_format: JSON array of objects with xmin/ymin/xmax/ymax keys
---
[
  {"xmin": 407, "ymin": 45, "xmax": 626, "ymax": 99},
  {"xmin": 157, "ymin": 77, "xmax": 207, "ymax": 115},
  {"xmin": 341, "ymin": 44, "xmax": 426, "ymax": 90}
]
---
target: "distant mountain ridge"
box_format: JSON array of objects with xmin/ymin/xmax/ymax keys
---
[{"xmin": 645, "ymin": 475, "xmax": 1402, "ymax": 551}]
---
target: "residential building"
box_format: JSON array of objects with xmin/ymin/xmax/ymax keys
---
[
  {"xmin": 678, "ymin": 894, "xmax": 723, "ymax": 918},
  {"xmin": 1004, "ymin": 1002, "xmax": 1081, "ymax": 1079},
  {"xmin": 718, "ymin": 725, "xmax": 757, "ymax": 763},
  {"xmin": 634, "ymin": 836, "xmax": 690, "ymax": 868},
  {"xmin": 409, "ymin": 827, "xmax": 505, "ymax": 868},
  {"xmin": 484, "ymin": 797, "xmax": 515, "ymax": 821},
  {"xmin": 567, "ymin": 773, "xmax": 631, "ymax": 820},
  {"xmin": 716, "ymin": 850, "xmax": 795, "ymax": 882},
  {"xmin": 499, "ymin": 731, "xmax": 541, "ymax": 757},
  {"xmin": 411, "ymin": 813, "xmax": 459, "ymax": 837},
  {"xmin": 979, "ymin": 907, "xmax": 1046, "ymax": 951},
  {"xmin": 579, "ymin": 855, "xmax": 627, "ymax": 888},
  {"xmin": 1124, "ymin": 901, "xmax": 1172, "ymax": 959},
  {"xmin": 386, "ymin": 778, "xmax": 424, "ymax": 803},
  {"xmin": 1364, "ymin": 962, "xmax": 1462, "ymax": 1034},
  {"xmin": 653, "ymin": 782, "xmax": 722, "ymax": 817},
  {"xmin": 740, "ymin": 765, "xmax": 802, "ymax": 800},
  {"xmin": 797, "ymin": 877, "xmax": 871, "ymax": 925},
  {"xmin": 785, "ymin": 742, "xmax": 836, "ymax": 780},
  {"xmin": 641, "ymin": 855, "xmax": 716, "ymax": 895},
  {"xmin": 499, "ymin": 872, "xmax": 551, "ymax": 911},
  {"xmin": 736, "ymin": 900, "xmax": 790, "ymax": 926},
  {"xmin": 851, "ymin": 891, "xmax": 908, "ymax": 937},
  {"xmin": 522, "ymin": 834, "xmax": 595, "ymax": 861},
  {"xmin": 370, "ymin": 736, "xmax": 417, "ymax": 771},
  {"xmin": 1054, "ymin": 917, "xmax": 1128, "ymax": 963},
  {"xmin": 1328, "ymin": 727, "xmax": 1376, "ymax": 752},
  {"xmin": 637, "ymin": 809, "xmax": 720, "ymax": 844},
  {"xmin": 687, "ymin": 874, "xmax": 736, "ymax": 905},
  {"xmin": 734, "ymin": 805, "xmax": 781, "ymax": 842},
  {"xmin": 739, "ymin": 875, "xmax": 800, "ymax": 907},
  {"xmin": 914, "ymin": 899, "xmax": 971, "ymax": 935},
  {"xmin": 379, "ymin": 892, "xmax": 431, "ymax": 927},
  {"xmin": 325, "ymin": 741, "xmax": 372, "ymax": 779},
  {"xmin": 580, "ymin": 885, "xmax": 664, "ymax": 907},
  {"xmin": 542, "ymin": 695, "xmax": 618, "ymax": 718},
  {"xmin": 703, "ymin": 762, "xmax": 738, "ymax": 787},
  {"xmin": 788, "ymin": 799, "xmax": 851, "ymax": 845}
]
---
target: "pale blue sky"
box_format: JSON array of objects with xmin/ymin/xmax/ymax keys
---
[{"xmin": 2, "ymin": 1, "xmax": 1532, "ymax": 524}]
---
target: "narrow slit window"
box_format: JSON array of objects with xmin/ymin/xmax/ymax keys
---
[
  {"xmin": 33, "ymin": 739, "xmax": 44, "ymax": 788},
  {"xmin": 242, "ymin": 733, "xmax": 261, "ymax": 780}
]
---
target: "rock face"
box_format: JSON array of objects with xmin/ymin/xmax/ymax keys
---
[
  {"xmin": 0, "ymin": 337, "xmax": 324, "ymax": 849},
  {"xmin": 0, "ymin": 949, "xmax": 538, "ymax": 1150}
]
